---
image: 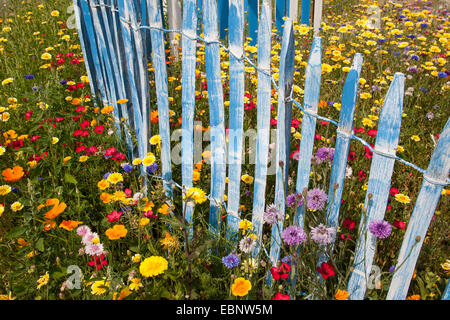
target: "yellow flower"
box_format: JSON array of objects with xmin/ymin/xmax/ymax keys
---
[
  {"xmin": 0, "ymin": 185, "xmax": 11, "ymax": 196},
  {"xmin": 0, "ymin": 146, "xmax": 5, "ymax": 155},
  {"xmin": 411, "ymin": 135, "xmax": 420, "ymax": 142},
  {"xmin": 41, "ymin": 52, "xmax": 52, "ymax": 60},
  {"xmin": 11, "ymin": 201, "xmax": 24, "ymax": 212},
  {"xmin": 37, "ymin": 272, "xmax": 49, "ymax": 289},
  {"xmin": 158, "ymin": 203, "xmax": 174, "ymax": 215},
  {"xmin": 160, "ymin": 232, "xmax": 179, "ymax": 253},
  {"xmin": 183, "ymin": 187, "xmax": 207, "ymax": 204},
  {"xmin": 142, "ymin": 154, "xmax": 156, "ymax": 166},
  {"xmin": 139, "ymin": 256, "xmax": 168, "ymax": 278},
  {"xmin": 395, "ymin": 193, "xmax": 410, "ymax": 204},
  {"xmin": 129, "ymin": 278, "xmax": 143, "ymax": 291},
  {"xmin": 231, "ymin": 277, "xmax": 252, "ymax": 297},
  {"xmin": 50, "ymin": 10, "xmax": 60, "ymax": 17},
  {"xmin": 63, "ymin": 156, "xmax": 71, "ymax": 163},
  {"xmin": 79, "ymin": 155, "xmax": 88, "ymax": 162},
  {"xmin": 239, "ymin": 219, "xmax": 252, "ymax": 232},
  {"xmin": 0, "ymin": 203, "xmax": 4, "ymax": 217},
  {"xmin": 322, "ymin": 63, "xmax": 333, "ymax": 73},
  {"xmin": 150, "ymin": 135, "xmax": 161, "ymax": 145},
  {"xmin": 51, "ymin": 137, "xmax": 59, "ymax": 144},
  {"xmin": 132, "ymin": 158, "xmax": 142, "ymax": 166},
  {"xmin": 1, "ymin": 112, "xmax": 10, "ymax": 122},
  {"xmin": 335, "ymin": 289, "xmax": 349, "ymax": 300},
  {"xmin": 241, "ymin": 174, "xmax": 254, "ymax": 184},
  {"xmin": 91, "ymin": 280, "xmax": 110, "ymax": 295},
  {"xmin": 139, "ymin": 217, "xmax": 150, "ymax": 226},
  {"xmin": 117, "ymin": 98, "xmax": 128, "ymax": 104},
  {"xmin": 132, "ymin": 254, "xmax": 141, "ymax": 263},
  {"xmin": 107, "ymin": 172, "xmax": 123, "ymax": 184},
  {"xmin": 0, "ymin": 292, "xmax": 15, "ymax": 300},
  {"xmin": 2, "ymin": 78, "xmax": 13, "ymax": 86},
  {"xmin": 441, "ymin": 259, "xmax": 450, "ymax": 276}
]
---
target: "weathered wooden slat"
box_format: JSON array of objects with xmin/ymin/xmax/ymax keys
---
[
  {"xmin": 248, "ymin": 0, "xmax": 258, "ymax": 46},
  {"xmin": 72, "ymin": 0, "xmax": 98, "ymax": 100},
  {"xmin": 226, "ymin": 0, "xmax": 245, "ymax": 245},
  {"xmin": 294, "ymin": 36, "xmax": 322, "ymax": 228},
  {"xmin": 301, "ymin": 0, "xmax": 311, "ymax": 26},
  {"xmin": 313, "ymin": 0, "xmax": 323, "ymax": 36},
  {"xmin": 77, "ymin": 0, "xmax": 109, "ymax": 108},
  {"xmin": 181, "ymin": 0, "xmax": 198, "ymax": 235},
  {"xmin": 326, "ymin": 53, "xmax": 363, "ymax": 229},
  {"xmin": 89, "ymin": 0, "xmax": 122, "ymax": 136},
  {"xmin": 98, "ymin": 0, "xmax": 134, "ymax": 157},
  {"xmin": 268, "ymin": 18, "xmax": 296, "ymax": 269},
  {"xmin": 347, "ymin": 72, "xmax": 405, "ymax": 300},
  {"xmin": 289, "ymin": 0, "xmax": 298, "ymax": 20},
  {"xmin": 250, "ymin": 0, "xmax": 272, "ymax": 257},
  {"xmin": 387, "ymin": 118, "xmax": 450, "ymax": 300},
  {"xmin": 148, "ymin": 0, "xmax": 173, "ymax": 198},
  {"xmin": 203, "ymin": 0, "xmax": 227, "ymax": 237},
  {"xmin": 443, "ymin": 279, "xmax": 450, "ymax": 300},
  {"xmin": 117, "ymin": 0, "xmax": 147, "ymax": 162}
]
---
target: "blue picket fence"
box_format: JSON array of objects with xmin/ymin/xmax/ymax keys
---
[{"xmin": 73, "ymin": 0, "xmax": 450, "ymax": 300}]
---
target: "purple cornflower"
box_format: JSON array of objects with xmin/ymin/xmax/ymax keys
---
[
  {"xmin": 263, "ymin": 204, "xmax": 284, "ymax": 225},
  {"xmin": 306, "ymin": 188, "xmax": 327, "ymax": 211},
  {"xmin": 222, "ymin": 253, "xmax": 241, "ymax": 269},
  {"xmin": 146, "ymin": 163, "xmax": 158, "ymax": 174},
  {"xmin": 281, "ymin": 225, "xmax": 307, "ymax": 246},
  {"xmin": 24, "ymin": 74, "xmax": 35, "ymax": 80},
  {"xmin": 315, "ymin": 147, "xmax": 335, "ymax": 164},
  {"xmin": 286, "ymin": 193, "xmax": 304, "ymax": 209},
  {"xmin": 369, "ymin": 220, "xmax": 392, "ymax": 239},
  {"xmin": 122, "ymin": 163, "xmax": 133, "ymax": 172},
  {"xmin": 310, "ymin": 224, "xmax": 336, "ymax": 245}
]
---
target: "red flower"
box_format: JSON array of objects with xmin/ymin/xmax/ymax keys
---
[
  {"xmin": 25, "ymin": 111, "xmax": 33, "ymax": 119},
  {"xmin": 367, "ymin": 129, "xmax": 377, "ymax": 137},
  {"xmin": 357, "ymin": 170, "xmax": 367, "ymax": 181},
  {"xmin": 389, "ymin": 187, "xmax": 399, "ymax": 196},
  {"xmin": 364, "ymin": 145, "xmax": 373, "ymax": 159},
  {"xmin": 88, "ymin": 254, "xmax": 108, "ymax": 270},
  {"xmin": 107, "ymin": 210, "xmax": 122, "ymax": 222},
  {"xmin": 314, "ymin": 134, "xmax": 322, "ymax": 140},
  {"xmin": 94, "ymin": 125, "xmax": 104, "ymax": 134},
  {"xmin": 393, "ymin": 220, "xmax": 406, "ymax": 229},
  {"xmin": 104, "ymin": 147, "xmax": 117, "ymax": 156},
  {"xmin": 270, "ymin": 262, "xmax": 291, "ymax": 281},
  {"xmin": 317, "ymin": 262, "xmax": 335, "ymax": 280},
  {"xmin": 355, "ymin": 127, "xmax": 365, "ymax": 134},
  {"xmin": 342, "ymin": 218, "xmax": 355, "ymax": 229},
  {"xmin": 80, "ymin": 120, "xmax": 90, "ymax": 129},
  {"xmin": 272, "ymin": 292, "xmax": 290, "ymax": 300},
  {"xmin": 348, "ymin": 151, "xmax": 356, "ymax": 162}
]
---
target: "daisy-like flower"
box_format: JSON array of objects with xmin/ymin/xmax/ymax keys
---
[
  {"xmin": 239, "ymin": 236, "xmax": 256, "ymax": 254},
  {"xmin": 306, "ymin": 188, "xmax": 327, "ymax": 211},
  {"xmin": 222, "ymin": 253, "xmax": 241, "ymax": 269},
  {"xmin": 37, "ymin": 272, "xmax": 49, "ymax": 289},
  {"xmin": 263, "ymin": 204, "xmax": 284, "ymax": 225}
]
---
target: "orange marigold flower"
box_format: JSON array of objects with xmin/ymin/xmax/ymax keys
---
[
  {"xmin": 59, "ymin": 220, "xmax": 83, "ymax": 231},
  {"xmin": 105, "ymin": 224, "xmax": 128, "ymax": 240},
  {"xmin": 41, "ymin": 198, "xmax": 67, "ymax": 219},
  {"xmin": 2, "ymin": 166, "xmax": 24, "ymax": 182},
  {"xmin": 335, "ymin": 289, "xmax": 349, "ymax": 300},
  {"xmin": 406, "ymin": 294, "xmax": 421, "ymax": 300},
  {"xmin": 42, "ymin": 220, "xmax": 56, "ymax": 231}
]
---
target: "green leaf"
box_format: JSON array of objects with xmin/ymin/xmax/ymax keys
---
[
  {"xmin": 36, "ymin": 238, "xmax": 44, "ymax": 252},
  {"xmin": 64, "ymin": 173, "xmax": 78, "ymax": 185},
  {"xmin": 6, "ymin": 226, "xmax": 28, "ymax": 239}
]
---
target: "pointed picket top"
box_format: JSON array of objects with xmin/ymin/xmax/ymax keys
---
[
  {"xmin": 294, "ymin": 36, "xmax": 322, "ymax": 229},
  {"xmin": 326, "ymin": 53, "xmax": 363, "ymax": 224},
  {"xmin": 347, "ymin": 72, "xmax": 405, "ymax": 300},
  {"xmin": 268, "ymin": 18, "xmax": 296, "ymax": 268},
  {"xmin": 387, "ymin": 118, "xmax": 450, "ymax": 300},
  {"xmin": 251, "ymin": 0, "xmax": 272, "ymax": 257},
  {"xmin": 202, "ymin": 0, "xmax": 227, "ymax": 237},
  {"xmin": 226, "ymin": 0, "xmax": 245, "ymax": 245},
  {"xmin": 181, "ymin": 0, "xmax": 198, "ymax": 236}
]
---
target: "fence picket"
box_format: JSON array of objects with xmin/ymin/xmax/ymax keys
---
[
  {"xmin": 443, "ymin": 280, "xmax": 450, "ymax": 300},
  {"xmin": 386, "ymin": 118, "xmax": 450, "ymax": 300},
  {"xmin": 276, "ymin": 0, "xmax": 287, "ymax": 34},
  {"xmin": 250, "ymin": 0, "xmax": 272, "ymax": 256},
  {"xmin": 326, "ymin": 53, "xmax": 363, "ymax": 229},
  {"xmin": 117, "ymin": 0, "xmax": 147, "ymax": 162},
  {"xmin": 148, "ymin": 0, "xmax": 173, "ymax": 198},
  {"xmin": 294, "ymin": 36, "xmax": 322, "ymax": 229},
  {"xmin": 218, "ymin": 0, "xmax": 229, "ymax": 40},
  {"xmin": 347, "ymin": 72, "xmax": 405, "ymax": 300},
  {"xmin": 202, "ymin": 0, "xmax": 227, "ymax": 237},
  {"xmin": 269, "ymin": 19, "xmax": 296, "ymax": 271},
  {"xmin": 181, "ymin": 0, "xmax": 198, "ymax": 235},
  {"xmin": 225, "ymin": 0, "xmax": 245, "ymax": 245}
]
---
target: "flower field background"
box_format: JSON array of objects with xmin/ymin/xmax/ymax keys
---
[{"xmin": 0, "ymin": 0, "xmax": 449, "ymax": 300}]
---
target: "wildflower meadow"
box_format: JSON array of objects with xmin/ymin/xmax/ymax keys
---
[{"xmin": 0, "ymin": 0, "xmax": 449, "ymax": 303}]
